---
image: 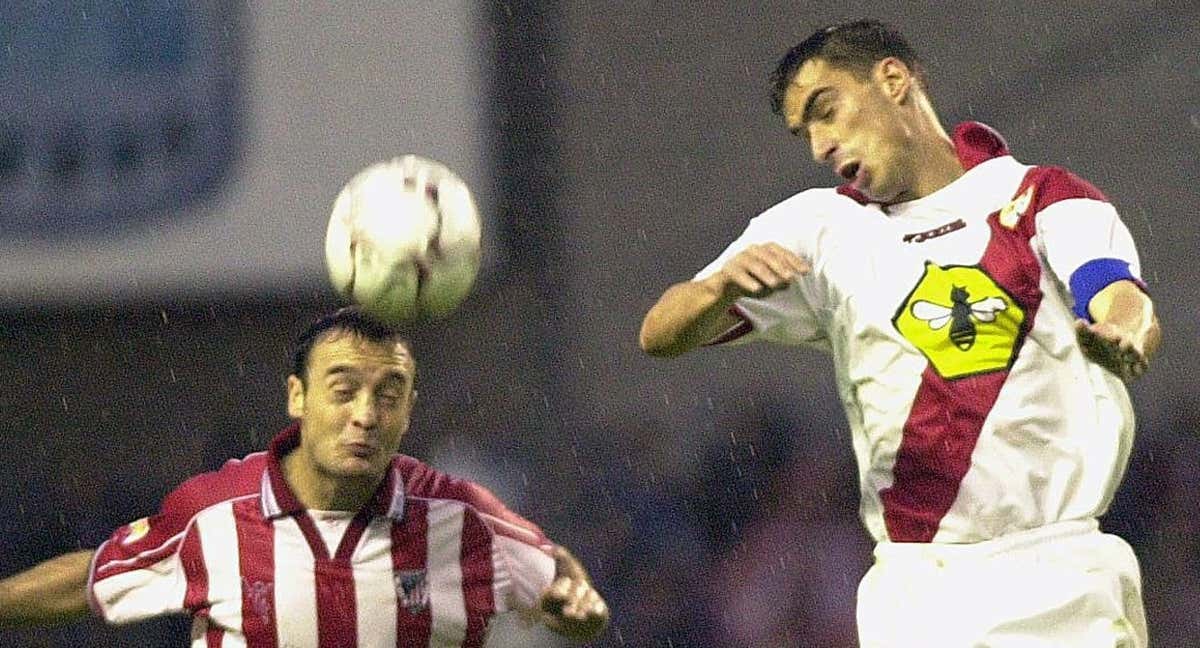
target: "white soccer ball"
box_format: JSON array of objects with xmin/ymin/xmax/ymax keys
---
[{"xmin": 325, "ymin": 156, "xmax": 482, "ymax": 323}]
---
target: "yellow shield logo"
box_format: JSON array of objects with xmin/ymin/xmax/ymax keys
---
[
  {"xmin": 122, "ymin": 517, "xmax": 152, "ymax": 545},
  {"xmin": 894, "ymin": 263, "xmax": 1025, "ymax": 379}
]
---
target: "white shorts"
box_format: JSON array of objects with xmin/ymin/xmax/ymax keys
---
[{"xmin": 857, "ymin": 519, "xmax": 1147, "ymax": 648}]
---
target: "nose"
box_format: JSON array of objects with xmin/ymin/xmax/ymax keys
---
[
  {"xmin": 811, "ymin": 134, "xmax": 837, "ymax": 165},
  {"xmin": 351, "ymin": 394, "xmax": 379, "ymax": 430}
]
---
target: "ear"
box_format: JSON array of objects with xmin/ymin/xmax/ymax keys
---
[
  {"xmin": 875, "ymin": 57, "xmax": 914, "ymax": 103},
  {"xmin": 286, "ymin": 374, "xmax": 306, "ymax": 419}
]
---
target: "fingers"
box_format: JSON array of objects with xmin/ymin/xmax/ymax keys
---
[
  {"xmin": 1074, "ymin": 319, "xmax": 1149, "ymax": 382},
  {"xmin": 561, "ymin": 581, "xmax": 603, "ymax": 619},
  {"xmin": 541, "ymin": 577, "xmax": 605, "ymax": 617},
  {"xmin": 539, "ymin": 576, "xmax": 609, "ymax": 638},
  {"xmin": 720, "ymin": 243, "xmax": 810, "ymax": 298},
  {"xmin": 539, "ymin": 577, "xmax": 570, "ymax": 613}
]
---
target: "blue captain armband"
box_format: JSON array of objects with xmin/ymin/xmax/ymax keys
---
[{"xmin": 1068, "ymin": 258, "xmax": 1148, "ymax": 322}]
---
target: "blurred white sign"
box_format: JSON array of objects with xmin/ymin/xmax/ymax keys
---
[{"xmin": 0, "ymin": 2, "xmax": 491, "ymax": 306}]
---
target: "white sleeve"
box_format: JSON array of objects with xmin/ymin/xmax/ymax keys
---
[
  {"xmin": 1036, "ymin": 197, "xmax": 1143, "ymax": 285},
  {"xmin": 493, "ymin": 535, "xmax": 556, "ymax": 612},
  {"xmin": 694, "ymin": 194, "xmax": 829, "ymax": 346}
]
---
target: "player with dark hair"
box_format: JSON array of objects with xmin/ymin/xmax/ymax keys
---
[
  {"xmin": 0, "ymin": 306, "xmax": 609, "ymax": 646},
  {"xmin": 642, "ymin": 19, "xmax": 1160, "ymax": 647}
]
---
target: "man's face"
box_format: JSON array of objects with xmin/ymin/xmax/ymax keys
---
[
  {"xmin": 286, "ymin": 330, "xmax": 416, "ymax": 481},
  {"xmin": 781, "ymin": 57, "xmax": 914, "ymax": 203}
]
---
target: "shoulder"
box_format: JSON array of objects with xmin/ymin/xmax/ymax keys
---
[
  {"xmin": 93, "ymin": 451, "xmax": 267, "ymax": 576},
  {"xmin": 160, "ymin": 451, "xmax": 268, "ymax": 522},
  {"xmin": 1023, "ymin": 165, "xmax": 1109, "ymax": 207},
  {"xmin": 394, "ymin": 455, "xmax": 551, "ymax": 550},
  {"xmin": 1005, "ymin": 165, "xmax": 1115, "ymax": 238},
  {"xmin": 393, "ymin": 454, "xmax": 492, "ymax": 507},
  {"xmin": 741, "ymin": 187, "xmax": 864, "ymax": 248},
  {"xmin": 753, "ymin": 187, "xmax": 858, "ymax": 224}
]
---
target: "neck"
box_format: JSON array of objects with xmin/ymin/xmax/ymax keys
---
[
  {"xmin": 281, "ymin": 451, "xmax": 381, "ymax": 511},
  {"xmin": 898, "ymin": 97, "xmax": 963, "ymax": 202}
]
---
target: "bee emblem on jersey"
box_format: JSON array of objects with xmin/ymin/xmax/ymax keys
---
[
  {"xmin": 911, "ymin": 286, "xmax": 1007, "ymax": 351},
  {"xmin": 894, "ymin": 263, "xmax": 1026, "ymax": 379}
]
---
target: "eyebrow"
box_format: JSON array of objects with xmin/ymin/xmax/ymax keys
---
[
  {"xmin": 323, "ymin": 365, "xmax": 357, "ymax": 378},
  {"xmin": 323, "ymin": 364, "xmax": 410, "ymax": 384}
]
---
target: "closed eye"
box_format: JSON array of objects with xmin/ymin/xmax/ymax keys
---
[
  {"xmin": 376, "ymin": 392, "xmax": 402, "ymax": 407},
  {"xmin": 800, "ymin": 88, "xmax": 835, "ymax": 128}
]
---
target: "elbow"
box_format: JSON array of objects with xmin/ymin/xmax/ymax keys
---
[
  {"xmin": 637, "ymin": 326, "xmax": 662, "ymax": 356},
  {"xmin": 641, "ymin": 344, "xmax": 682, "ymax": 359},
  {"xmin": 638, "ymin": 318, "xmax": 682, "ymax": 358}
]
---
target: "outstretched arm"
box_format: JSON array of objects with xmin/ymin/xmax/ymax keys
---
[
  {"xmin": 640, "ymin": 243, "xmax": 809, "ymax": 357},
  {"xmin": 1075, "ymin": 279, "xmax": 1161, "ymax": 381},
  {"xmin": 535, "ymin": 546, "xmax": 609, "ymax": 641},
  {"xmin": 0, "ymin": 550, "xmax": 94, "ymax": 628}
]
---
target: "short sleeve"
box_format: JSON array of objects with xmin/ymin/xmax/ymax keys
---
[
  {"xmin": 1037, "ymin": 199, "xmax": 1143, "ymax": 286},
  {"xmin": 87, "ymin": 455, "xmax": 262, "ymax": 624},
  {"xmin": 88, "ymin": 485, "xmax": 204, "ymax": 623},
  {"xmin": 456, "ymin": 484, "xmax": 555, "ymax": 612},
  {"xmin": 400, "ymin": 459, "xmax": 559, "ymax": 611},
  {"xmin": 1031, "ymin": 168, "xmax": 1146, "ymax": 316},
  {"xmin": 491, "ymin": 531, "xmax": 556, "ymax": 612},
  {"xmin": 694, "ymin": 191, "xmax": 831, "ymax": 347}
]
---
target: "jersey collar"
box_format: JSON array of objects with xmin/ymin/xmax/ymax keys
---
[
  {"xmin": 836, "ymin": 121, "xmax": 1012, "ymax": 206},
  {"xmin": 949, "ymin": 121, "xmax": 1010, "ymax": 171},
  {"xmin": 259, "ymin": 422, "xmax": 406, "ymax": 522}
]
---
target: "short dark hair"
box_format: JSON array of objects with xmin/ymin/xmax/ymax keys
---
[
  {"xmin": 290, "ymin": 306, "xmax": 412, "ymax": 383},
  {"xmin": 770, "ymin": 20, "xmax": 926, "ymax": 116}
]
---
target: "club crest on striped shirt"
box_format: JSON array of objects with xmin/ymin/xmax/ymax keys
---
[
  {"xmin": 242, "ymin": 579, "xmax": 274, "ymax": 625},
  {"xmin": 395, "ymin": 569, "xmax": 429, "ymax": 614}
]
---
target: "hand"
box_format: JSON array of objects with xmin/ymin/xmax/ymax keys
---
[
  {"xmin": 537, "ymin": 574, "xmax": 609, "ymax": 641},
  {"xmin": 715, "ymin": 243, "xmax": 810, "ymax": 299},
  {"xmin": 1074, "ymin": 319, "xmax": 1150, "ymax": 382}
]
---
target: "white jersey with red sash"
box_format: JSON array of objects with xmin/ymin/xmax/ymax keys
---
[
  {"xmin": 87, "ymin": 424, "xmax": 556, "ymax": 647},
  {"xmin": 698, "ymin": 122, "xmax": 1145, "ymax": 544}
]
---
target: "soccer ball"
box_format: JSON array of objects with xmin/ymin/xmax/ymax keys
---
[{"xmin": 325, "ymin": 155, "xmax": 482, "ymax": 323}]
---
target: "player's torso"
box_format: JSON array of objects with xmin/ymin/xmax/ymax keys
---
[
  {"xmin": 192, "ymin": 497, "xmax": 497, "ymax": 648},
  {"xmin": 803, "ymin": 158, "xmax": 1133, "ymax": 543}
]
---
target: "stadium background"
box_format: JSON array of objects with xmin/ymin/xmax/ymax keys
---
[{"xmin": 1, "ymin": 2, "xmax": 1196, "ymax": 645}]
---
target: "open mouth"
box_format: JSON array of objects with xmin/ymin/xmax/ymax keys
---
[{"xmin": 838, "ymin": 161, "xmax": 861, "ymax": 181}]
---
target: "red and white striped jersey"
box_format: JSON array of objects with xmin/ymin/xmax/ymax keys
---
[
  {"xmin": 697, "ymin": 122, "xmax": 1145, "ymax": 544},
  {"xmin": 88, "ymin": 424, "xmax": 556, "ymax": 647}
]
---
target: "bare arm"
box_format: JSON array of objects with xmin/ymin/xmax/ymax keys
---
[
  {"xmin": 1075, "ymin": 279, "xmax": 1161, "ymax": 381},
  {"xmin": 639, "ymin": 243, "xmax": 809, "ymax": 357},
  {"xmin": 0, "ymin": 550, "xmax": 94, "ymax": 628},
  {"xmin": 536, "ymin": 546, "xmax": 609, "ymax": 641}
]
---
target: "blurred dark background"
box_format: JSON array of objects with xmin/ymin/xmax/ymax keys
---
[{"xmin": 1, "ymin": 2, "xmax": 1197, "ymax": 646}]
